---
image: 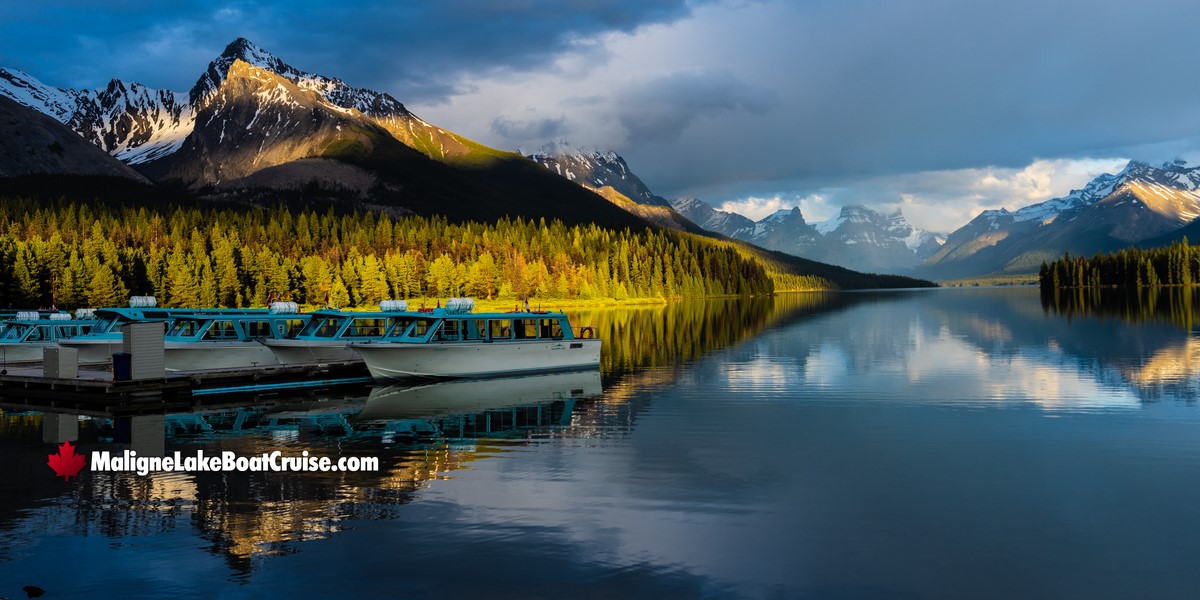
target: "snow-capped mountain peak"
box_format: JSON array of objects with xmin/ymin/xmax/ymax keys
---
[
  {"xmin": 974, "ymin": 159, "xmax": 1200, "ymax": 230},
  {"xmin": 0, "ymin": 66, "xmax": 193, "ymax": 164},
  {"xmin": 527, "ymin": 142, "xmax": 669, "ymax": 207},
  {"xmin": 1, "ymin": 38, "xmax": 492, "ymax": 167}
]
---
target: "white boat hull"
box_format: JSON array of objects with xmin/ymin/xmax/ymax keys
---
[
  {"xmin": 260, "ymin": 338, "xmax": 360, "ymax": 365},
  {"xmin": 351, "ymin": 339, "xmax": 602, "ymax": 380},
  {"xmin": 163, "ymin": 342, "xmax": 280, "ymax": 372}
]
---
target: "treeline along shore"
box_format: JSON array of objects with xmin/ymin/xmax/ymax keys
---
[
  {"xmin": 1039, "ymin": 239, "xmax": 1200, "ymax": 290},
  {"xmin": 0, "ymin": 197, "xmax": 839, "ymax": 310}
]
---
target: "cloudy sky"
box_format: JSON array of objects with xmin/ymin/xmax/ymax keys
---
[{"xmin": 4, "ymin": 0, "xmax": 1200, "ymax": 231}]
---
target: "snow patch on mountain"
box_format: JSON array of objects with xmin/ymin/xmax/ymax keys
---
[{"xmin": 527, "ymin": 140, "xmax": 670, "ymax": 207}]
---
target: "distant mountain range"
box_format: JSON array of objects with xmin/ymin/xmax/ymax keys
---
[
  {"xmin": 525, "ymin": 141, "xmax": 945, "ymax": 274},
  {"xmin": 673, "ymin": 199, "xmax": 945, "ymax": 274},
  {"xmin": 921, "ymin": 160, "xmax": 1200, "ymax": 279},
  {"xmin": 526, "ymin": 138, "xmax": 1200, "ymax": 280}
]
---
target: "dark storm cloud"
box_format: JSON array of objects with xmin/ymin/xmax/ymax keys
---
[
  {"xmin": 608, "ymin": 0, "xmax": 1200, "ymax": 201},
  {"xmin": 616, "ymin": 70, "xmax": 774, "ymax": 144},
  {"xmin": 491, "ymin": 115, "xmax": 565, "ymax": 140},
  {"xmin": 8, "ymin": 0, "xmax": 1200, "ymax": 231},
  {"xmin": 0, "ymin": 0, "xmax": 701, "ymax": 100}
]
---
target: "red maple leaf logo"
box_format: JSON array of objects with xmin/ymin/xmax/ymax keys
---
[{"xmin": 47, "ymin": 440, "xmax": 86, "ymax": 481}]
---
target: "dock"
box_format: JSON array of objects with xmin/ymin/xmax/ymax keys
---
[{"xmin": 0, "ymin": 361, "xmax": 373, "ymax": 412}]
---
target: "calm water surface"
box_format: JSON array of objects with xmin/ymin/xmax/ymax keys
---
[{"xmin": 3, "ymin": 288, "xmax": 1200, "ymax": 598}]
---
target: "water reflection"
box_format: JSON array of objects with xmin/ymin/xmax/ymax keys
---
[
  {"xmin": 18, "ymin": 289, "xmax": 1200, "ymax": 595},
  {"xmin": 1041, "ymin": 285, "xmax": 1200, "ymax": 330},
  {"xmin": 0, "ymin": 294, "xmax": 842, "ymax": 586},
  {"xmin": 719, "ymin": 287, "xmax": 1200, "ymax": 409}
]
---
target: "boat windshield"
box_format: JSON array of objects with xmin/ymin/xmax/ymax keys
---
[
  {"xmin": 385, "ymin": 317, "xmax": 437, "ymax": 340},
  {"xmin": 345, "ymin": 317, "xmax": 389, "ymax": 338},
  {"xmin": 0, "ymin": 324, "xmax": 29, "ymax": 342},
  {"xmin": 299, "ymin": 317, "xmax": 345, "ymax": 338},
  {"xmin": 94, "ymin": 315, "xmax": 120, "ymax": 333},
  {"xmin": 168, "ymin": 320, "xmax": 203, "ymax": 338},
  {"xmin": 203, "ymin": 320, "xmax": 239, "ymax": 340}
]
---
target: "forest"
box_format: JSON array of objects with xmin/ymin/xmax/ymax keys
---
[
  {"xmin": 0, "ymin": 198, "xmax": 832, "ymax": 310},
  {"xmin": 1039, "ymin": 239, "xmax": 1200, "ymax": 290}
]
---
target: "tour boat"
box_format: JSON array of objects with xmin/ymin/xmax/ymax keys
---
[
  {"xmin": 0, "ymin": 312, "xmax": 97, "ymax": 364},
  {"xmin": 161, "ymin": 303, "xmax": 311, "ymax": 371},
  {"xmin": 349, "ymin": 298, "xmax": 601, "ymax": 380},
  {"xmin": 58, "ymin": 296, "xmax": 280, "ymax": 364},
  {"xmin": 259, "ymin": 300, "xmax": 416, "ymax": 365}
]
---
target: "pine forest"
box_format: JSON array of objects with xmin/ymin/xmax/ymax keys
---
[{"xmin": 0, "ymin": 198, "xmax": 829, "ymax": 310}]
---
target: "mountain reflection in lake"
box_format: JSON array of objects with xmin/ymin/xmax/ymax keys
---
[{"xmin": 3, "ymin": 289, "xmax": 1200, "ymax": 598}]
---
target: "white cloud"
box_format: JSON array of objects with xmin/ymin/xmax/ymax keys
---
[
  {"xmin": 716, "ymin": 195, "xmax": 792, "ymax": 221},
  {"xmin": 716, "ymin": 193, "xmax": 834, "ymax": 222},
  {"xmin": 705, "ymin": 156, "xmax": 1135, "ymax": 233}
]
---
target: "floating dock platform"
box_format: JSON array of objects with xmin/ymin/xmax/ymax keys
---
[{"xmin": 0, "ymin": 361, "xmax": 373, "ymax": 412}]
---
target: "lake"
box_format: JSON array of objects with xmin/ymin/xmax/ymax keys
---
[{"xmin": 2, "ymin": 287, "xmax": 1200, "ymax": 598}]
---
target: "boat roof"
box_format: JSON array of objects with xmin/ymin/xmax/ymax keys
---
[
  {"xmin": 93, "ymin": 307, "xmax": 275, "ymax": 320},
  {"xmin": 410, "ymin": 309, "xmax": 570, "ymax": 319},
  {"xmin": 305, "ymin": 309, "xmax": 419, "ymax": 319},
  {"xmin": 171, "ymin": 311, "xmax": 308, "ymax": 322}
]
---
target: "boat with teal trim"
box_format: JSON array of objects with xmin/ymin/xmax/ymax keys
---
[
  {"xmin": 260, "ymin": 300, "xmax": 417, "ymax": 365},
  {"xmin": 58, "ymin": 296, "xmax": 282, "ymax": 364},
  {"xmin": 0, "ymin": 312, "xmax": 98, "ymax": 364},
  {"xmin": 350, "ymin": 298, "xmax": 601, "ymax": 380},
  {"xmin": 162, "ymin": 302, "xmax": 310, "ymax": 371}
]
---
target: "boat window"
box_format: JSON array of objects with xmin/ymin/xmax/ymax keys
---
[
  {"xmin": 26, "ymin": 326, "xmax": 42, "ymax": 342},
  {"xmin": 409, "ymin": 318, "xmax": 436, "ymax": 339},
  {"xmin": 466, "ymin": 319, "xmax": 486, "ymax": 340},
  {"xmin": 513, "ymin": 319, "xmax": 538, "ymax": 339},
  {"xmin": 540, "ymin": 318, "xmax": 564, "ymax": 339},
  {"xmin": 488, "ymin": 319, "xmax": 512, "ymax": 340},
  {"xmin": 95, "ymin": 316, "xmax": 118, "ymax": 333},
  {"xmin": 435, "ymin": 319, "xmax": 462, "ymax": 341},
  {"xmin": 284, "ymin": 319, "xmax": 306, "ymax": 337},
  {"xmin": 379, "ymin": 317, "xmax": 411, "ymax": 338},
  {"xmin": 203, "ymin": 320, "xmax": 237, "ymax": 340},
  {"xmin": 168, "ymin": 320, "xmax": 201, "ymax": 338},
  {"xmin": 244, "ymin": 320, "xmax": 273, "ymax": 338},
  {"xmin": 348, "ymin": 318, "xmax": 387, "ymax": 338},
  {"xmin": 306, "ymin": 318, "xmax": 342, "ymax": 338}
]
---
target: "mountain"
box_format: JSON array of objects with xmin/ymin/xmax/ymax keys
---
[
  {"xmin": 525, "ymin": 140, "xmax": 703, "ymax": 230},
  {"xmin": 670, "ymin": 197, "xmax": 757, "ymax": 238},
  {"xmin": 0, "ymin": 68, "xmax": 191, "ymax": 165},
  {"xmin": 0, "ymin": 94, "xmax": 149, "ymax": 182},
  {"xmin": 924, "ymin": 160, "xmax": 1200, "ymax": 279},
  {"xmin": 0, "ymin": 39, "xmax": 648, "ymax": 228},
  {"xmin": 526, "ymin": 140, "xmax": 671, "ymax": 207},
  {"xmin": 187, "ymin": 38, "xmax": 509, "ymax": 165},
  {"xmin": 671, "ymin": 198, "xmax": 943, "ymax": 274}
]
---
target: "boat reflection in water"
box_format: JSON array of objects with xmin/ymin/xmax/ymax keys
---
[{"xmin": 358, "ymin": 368, "xmax": 603, "ymax": 422}]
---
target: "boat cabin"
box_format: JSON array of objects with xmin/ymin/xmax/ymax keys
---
[
  {"xmin": 0, "ymin": 318, "xmax": 96, "ymax": 343},
  {"xmin": 382, "ymin": 313, "xmax": 574, "ymax": 343},
  {"xmin": 165, "ymin": 313, "xmax": 311, "ymax": 342},
  {"xmin": 295, "ymin": 310, "xmax": 417, "ymax": 341}
]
